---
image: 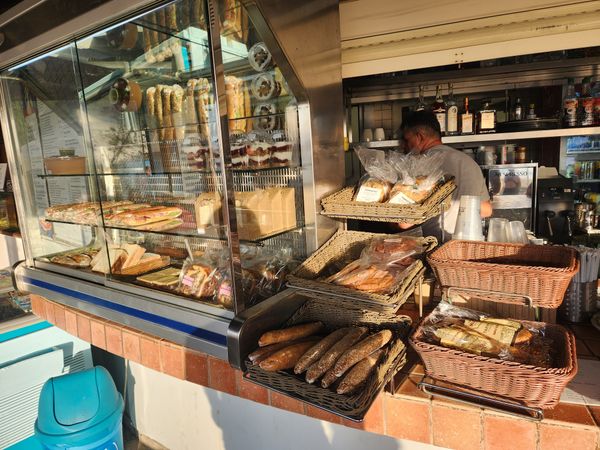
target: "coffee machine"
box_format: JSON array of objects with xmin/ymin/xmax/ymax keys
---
[{"xmin": 536, "ymin": 173, "xmax": 575, "ymax": 244}]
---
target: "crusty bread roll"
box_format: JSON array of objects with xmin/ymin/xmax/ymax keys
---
[{"xmin": 354, "ymin": 178, "xmax": 390, "ymax": 203}]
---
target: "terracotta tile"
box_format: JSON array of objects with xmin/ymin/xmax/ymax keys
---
[
  {"xmin": 64, "ymin": 309, "xmax": 77, "ymax": 336},
  {"xmin": 44, "ymin": 300, "xmax": 56, "ymax": 324},
  {"xmin": 184, "ymin": 349, "xmax": 208, "ymax": 386},
  {"xmin": 589, "ymin": 406, "xmax": 600, "ymax": 427},
  {"xmin": 395, "ymin": 374, "xmax": 429, "ymax": 400},
  {"xmin": 543, "ymin": 402, "xmax": 596, "ymax": 427},
  {"xmin": 431, "ymin": 395, "xmax": 482, "ymax": 413},
  {"xmin": 122, "ymin": 328, "xmax": 141, "ymax": 363},
  {"xmin": 76, "ymin": 314, "xmax": 91, "ymax": 343},
  {"xmin": 584, "ymin": 339, "xmax": 600, "ymax": 358},
  {"xmin": 341, "ymin": 393, "xmax": 385, "ymax": 434},
  {"xmin": 269, "ymin": 391, "xmax": 305, "ymax": 415},
  {"xmin": 539, "ymin": 423, "xmax": 598, "ymax": 450},
  {"xmin": 305, "ymin": 404, "xmax": 342, "ymax": 424},
  {"xmin": 576, "ymin": 338, "xmax": 594, "ymax": 358},
  {"xmin": 483, "ymin": 414, "xmax": 536, "ymax": 450},
  {"xmin": 208, "ymin": 357, "xmax": 237, "ymax": 395},
  {"xmin": 159, "ymin": 340, "xmax": 185, "ymax": 380},
  {"xmin": 53, "ymin": 303, "xmax": 66, "ymax": 330},
  {"xmin": 432, "ymin": 403, "xmax": 481, "ymax": 450},
  {"xmin": 571, "ymin": 324, "xmax": 600, "ymax": 340},
  {"xmin": 105, "ymin": 324, "xmax": 123, "ymax": 357},
  {"xmin": 90, "ymin": 318, "xmax": 106, "ymax": 350},
  {"xmin": 140, "ymin": 334, "xmax": 161, "ymax": 372},
  {"xmin": 30, "ymin": 295, "xmax": 44, "ymax": 318},
  {"xmin": 236, "ymin": 371, "xmax": 269, "ymax": 405},
  {"xmin": 385, "ymin": 395, "xmax": 430, "ymax": 443}
]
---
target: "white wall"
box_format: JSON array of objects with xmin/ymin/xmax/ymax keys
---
[
  {"xmin": 123, "ymin": 361, "xmax": 442, "ymax": 450},
  {"xmin": 0, "ymin": 235, "xmax": 24, "ymax": 268}
]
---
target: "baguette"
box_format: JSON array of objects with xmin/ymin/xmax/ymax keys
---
[
  {"xmin": 166, "ymin": 4, "xmax": 177, "ymax": 30},
  {"xmin": 293, "ymin": 328, "xmax": 351, "ymax": 374},
  {"xmin": 186, "ymin": 79, "xmax": 198, "ymax": 125},
  {"xmin": 162, "ymin": 86, "xmax": 174, "ymax": 141},
  {"xmin": 305, "ymin": 327, "xmax": 368, "ymax": 384},
  {"xmin": 259, "ymin": 339, "xmax": 320, "ymax": 372},
  {"xmin": 320, "ymin": 368, "xmax": 338, "ymax": 389},
  {"xmin": 333, "ymin": 330, "xmax": 392, "ymax": 377},
  {"xmin": 258, "ymin": 321, "xmax": 323, "ymax": 347},
  {"xmin": 171, "ymin": 84, "xmax": 185, "ymax": 141},
  {"xmin": 336, "ymin": 349, "xmax": 384, "ymax": 395},
  {"xmin": 154, "ymin": 85, "xmax": 165, "ymax": 140},
  {"xmin": 248, "ymin": 338, "xmax": 313, "ymax": 366}
]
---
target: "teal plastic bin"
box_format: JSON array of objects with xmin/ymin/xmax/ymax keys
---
[{"xmin": 35, "ymin": 366, "xmax": 124, "ymax": 450}]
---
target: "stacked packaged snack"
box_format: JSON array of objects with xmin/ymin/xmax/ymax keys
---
[
  {"xmin": 387, "ymin": 151, "xmax": 445, "ymax": 204},
  {"xmin": 353, "ymin": 148, "xmax": 398, "ymax": 203}
]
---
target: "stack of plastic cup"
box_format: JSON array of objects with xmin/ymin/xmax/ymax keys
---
[
  {"xmin": 507, "ymin": 221, "xmax": 529, "ymax": 244},
  {"xmin": 487, "ymin": 218, "xmax": 509, "ymax": 242},
  {"xmin": 453, "ymin": 195, "xmax": 484, "ymax": 241}
]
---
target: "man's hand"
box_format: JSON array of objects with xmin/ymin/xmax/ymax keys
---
[
  {"xmin": 480, "ymin": 200, "xmax": 493, "ymax": 218},
  {"xmin": 397, "ymin": 222, "xmax": 414, "ymax": 230}
]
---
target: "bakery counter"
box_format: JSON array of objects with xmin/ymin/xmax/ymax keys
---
[
  {"xmin": 29, "ymin": 293, "xmax": 600, "ymax": 450},
  {"xmin": 16, "ymin": 264, "xmax": 230, "ymax": 359}
]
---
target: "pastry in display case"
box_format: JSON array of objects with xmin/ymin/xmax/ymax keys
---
[{"xmin": 0, "ymin": 0, "xmax": 308, "ymax": 315}]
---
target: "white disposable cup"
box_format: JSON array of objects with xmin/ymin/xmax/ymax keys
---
[
  {"xmin": 362, "ymin": 129, "xmax": 373, "ymax": 142},
  {"xmin": 487, "ymin": 218, "xmax": 508, "ymax": 242},
  {"xmin": 374, "ymin": 128, "xmax": 385, "ymax": 141},
  {"xmin": 454, "ymin": 195, "xmax": 484, "ymax": 241},
  {"xmin": 507, "ymin": 221, "xmax": 528, "ymax": 244}
]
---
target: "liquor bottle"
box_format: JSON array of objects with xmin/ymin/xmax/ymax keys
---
[
  {"xmin": 579, "ymin": 77, "xmax": 594, "ymax": 126},
  {"xmin": 477, "ymin": 99, "xmax": 496, "ymax": 134},
  {"xmin": 414, "ymin": 85, "xmax": 427, "ymax": 111},
  {"xmin": 431, "ymin": 85, "xmax": 446, "ymax": 135},
  {"xmin": 460, "ymin": 97, "xmax": 474, "ymax": 135},
  {"xmin": 526, "ymin": 103, "xmax": 537, "ymax": 120},
  {"xmin": 512, "ymin": 97, "xmax": 523, "ymax": 121},
  {"xmin": 563, "ymin": 78, "xmax": 578, "ymax": 127},
  {"xmin": 446, "ymin": 83, "xmax": 458, "ymax": 135}
]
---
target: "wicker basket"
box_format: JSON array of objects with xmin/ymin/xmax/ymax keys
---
[
  {"xmin": 245, "ymin": 299, "xmax": 411, "ymax": 420},
  {"xmin": 320, "ymin": 178, "xmax": 456, "ymax": 224},
  {"xmin": 428, "ymin": 240, "xmax": 579, "ymax": 308},
  {"xmin": 410, "ymin": 316, "xmax": 577, "ymax": 409},
  {"xmin": 288, "ymin": 230, "xmax": 437, "ymax": 307}
]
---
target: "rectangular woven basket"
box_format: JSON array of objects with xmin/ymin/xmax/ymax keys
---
[
  {"xmin": 427, "ymin": 240, "xmax": 579, "ymax": 308},
  {"xmin": 244, "ymin": 299, "xmax": 411, "ymax": 420},
  {"xmin": 320, "ymin": 178, "xmax": 456, "ymax": 224},
  {"xmin": 410, "ymin": 316, "xmax": 577, "ymax": 409},
  {"xmin": 287, "ymin": 230, "xmax": 437, "ymax": 307}
]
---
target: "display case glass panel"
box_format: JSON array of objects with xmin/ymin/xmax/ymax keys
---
[{"xmin": 0, "ymin": 0, "xmax": 310, "ymax": 314}]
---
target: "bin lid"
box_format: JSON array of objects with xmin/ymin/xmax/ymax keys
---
[{"xmin": 36, "ymin": 366, "xmax": 122, "ymax": 437}]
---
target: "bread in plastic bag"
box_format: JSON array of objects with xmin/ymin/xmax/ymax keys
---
[
  {"xmin": 325, "ymin": 235, "xmax": 424, "ymax": 294},
  {"xmin": 353, "ymin": 147, "xmax": 398, "ymax": 203},
  {"xmin": 387, "ymin": 151, "xmax": 445, "ymax": 204},
  {"xmin": 419, "ymin": 302, "xmax": 553, "ymax": 367}
]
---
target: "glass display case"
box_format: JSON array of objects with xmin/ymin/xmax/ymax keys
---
[{"xmin": 0, "ymin": 0, "xmax": 313, "ymax": 317}]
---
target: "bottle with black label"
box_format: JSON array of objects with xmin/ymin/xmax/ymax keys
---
[
  {"xmin": 446, "ymin": 83, "xmax": 458, "ymax": 135},
  {"xmin": 431, "ymin": 84, "xmax": 446, "ymax": 135},
  {"xmin": 415, "ymin": 84, "xmax": 427, "ymax": 111},
  {"xmin": 460, "ymin": 97, "xmax": 474, "ymax": 135}
]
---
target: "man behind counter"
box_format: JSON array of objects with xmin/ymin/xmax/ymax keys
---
[{"xmin": 398, "ymin": 110, "xmax": 492, "ymax": 242}]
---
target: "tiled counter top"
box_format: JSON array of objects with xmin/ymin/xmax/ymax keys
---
[{"xmin": 30, "ymin": 294, "xmax": 600, "ymax": 450}]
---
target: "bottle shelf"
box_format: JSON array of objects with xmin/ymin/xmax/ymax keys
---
[{"xmin": 442, "ymin": 127, "xmax": 600, "ymax": 144}]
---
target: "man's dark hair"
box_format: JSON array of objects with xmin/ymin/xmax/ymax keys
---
[{"xmin": 399, "ymin": 110, "xmax": 441, "ymax": 138}]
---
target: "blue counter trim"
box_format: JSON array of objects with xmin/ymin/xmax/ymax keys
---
[
  {"xmin": 24, "ymin": 277, "xmax": 227, "ymax": 346},
  {"xmin": 0, "ymin": 321, "xmax": 52, "ymax": 344}
]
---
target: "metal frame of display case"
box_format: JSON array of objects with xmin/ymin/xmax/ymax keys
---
[{"xmin": 0, "ymin": 0, "xmax": 344, "ymax": 355}]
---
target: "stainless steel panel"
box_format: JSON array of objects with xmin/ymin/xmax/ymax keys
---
[
  {"xmin": 16, "ymin": 264, "xmax": 230, "ymax": 358},
  {"xmin": 249, "ymin": 0, "xmax": 345, "ymax": 247}
]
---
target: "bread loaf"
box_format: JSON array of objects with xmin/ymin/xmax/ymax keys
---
[
  {"xmin": 293, "ymin": 328, "xmax": 351, "ymax": 374},
  {"xmin": 248, "ymin": 339, "xmax": 310, "ymax": 366},
  {"xmin": 259, "ymin": 339, "xmax": 320, "ymax": 372},
  {"xmin": 305, "ymin": 327, "xmax": 368, "ymax": 384},
  {"xmin": 337, "ymin": 349, "xmax": 384, "ymax": 395},
  {"xmin": 333, "ymin": 330, "xmax": 392, "ymax": 377},
  {"xmin": 258, "ymin": 322, "xmax": 324, "ymax": 347}
]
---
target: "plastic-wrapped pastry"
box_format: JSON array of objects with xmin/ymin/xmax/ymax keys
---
[
  {"xmin": 251, "ymin": 72, "xmax": 281, "ymax": 101},
  {"xmin": 352, "ymin": 147, "xmax": 397, "ymax": 203},
  {"xmin": 109, "ymin": 78, "xmax": 142, "ymax": 112},
  {"xmin": 248, "ymin": 42, "xmax": 272, "ymax": 72}
]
